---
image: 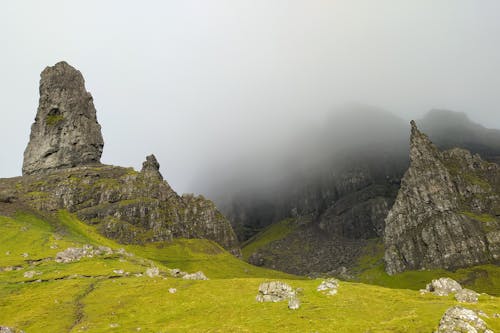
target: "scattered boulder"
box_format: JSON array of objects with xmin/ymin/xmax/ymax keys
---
[
  {"xmin": 288, "ymin": 296, "xmax": 300, "ymax": 310},
  {"xmin": 0, "ymin": 266, "xmax": 22, "ymax": 272},
  {"xmin": 435, "ymin": 306, "xmax": 493, "ymax": 333},
  {"xmin": 145, "ymin": 267, "xmax": 160, "ymax": 278},
  {"xmin": 169, "ymin": 269, "xmax": 187, "ymax": 278},
  {"xmin": 0, "ymin": 327, "xmax": 25, "ymax": 333},
  {"xmin": 168, "ymin": 288, "xmax": 177, "ymax": 294},
  {"xmin": 317, "ymin": 278, "xmax": 339, "ymax": 296},
  {"xmin": 455, "ymin": 289, "xmax": 480, "ymax": 303},
  {"xmin": 182, "ymin": 271, "xmax": 208, "ymax": 281},
  {"xmin": 23, "ymin": 271, "xmax": 41, "ymax": 279},
  {"xmin": 55, "ymin": 245, "xmax": 114, "ymax": 263},
  {"xmin": 425, "ymin": 278, "xmax": 462, "ymax": 296},
  {"xmin": 256, "ymin": 281, "xmax": 295, "ymax": 303},
  {"xmin": 113, "ymin": 269, "xmax": 125, "ymax": 275}
]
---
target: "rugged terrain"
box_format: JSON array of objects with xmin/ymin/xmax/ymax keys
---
[
  {"xmin": 0, "ymin": 210, "xmax": 498, "ymax": 332},
  {"xmin": 0, "ymin": 61, "xmax": 240, "ymax": 255},
  {"xmin": 237, "ymin": 112, "xmax": 500, "ymax": 276},
  {"xmin": 1, "ymin": 62, "xmax": 499, "ymax": 332}
]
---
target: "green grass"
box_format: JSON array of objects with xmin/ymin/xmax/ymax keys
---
[
  {"xmin": 351, "ymin": 241, "xmax": 500, "ymax": 296},
  {"xmin": 0, "ymin": 212, "xmax": 499, "ymax": 332},
  {"xmin": 241, "ymin": 218, "xmax": 298, "ymax": 260}
]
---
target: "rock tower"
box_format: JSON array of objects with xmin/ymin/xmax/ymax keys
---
[{"xmin": 22, "ymin": 61, "xmax": 104, "ymax": 175}]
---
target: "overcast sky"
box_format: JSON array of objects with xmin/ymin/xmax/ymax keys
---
[{"xmin": 1, "ymin": 1, "xmax": 500, "ymax": 194}]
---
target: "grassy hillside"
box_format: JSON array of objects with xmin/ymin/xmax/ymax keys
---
[
  {"xmin": 0, "ymin": 211, "xmax": 499, "ymax": 332},
  {"xmin": 242, "ymin": 220, "xmax": 500, "ymax": 296}
]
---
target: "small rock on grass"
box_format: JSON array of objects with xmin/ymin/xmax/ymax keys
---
[
  {"xmin": 288, "ymin": 296, "xmax": 300, "ymax": 310},
  {"xmin": 435, "ymin": 306, "xmax": 493, "ymax": 333},
  {"xmin": 455, "ymin": 289, "xmax": 479, "ymax": 304}
]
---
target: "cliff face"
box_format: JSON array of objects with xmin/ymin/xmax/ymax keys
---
[
  {"xmin": 384, "ymin": 121, "xmax": 500, "ymax": 274},
  {"xmin": 1, "ymin": 62, "xmax": 240, "ymax": 256},
  {"xmin": 242, "ymin": 166, "xmax": 403, "ymax": 275},
  {"xmin": 23, "ymin": 62, "xmax": 104, "ymax": 176}
]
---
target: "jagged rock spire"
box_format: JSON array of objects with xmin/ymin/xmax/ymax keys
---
[
  {"xmin": 22, "ymin": 61, "xmax": 104, "ymax": 175},
  {"xmin": 384, "ymin": 120, "xmax": 499, "ymax": 275},
  {"xmin": 141, "ymin": 154, "xmax": 163, "ymax": 180}
]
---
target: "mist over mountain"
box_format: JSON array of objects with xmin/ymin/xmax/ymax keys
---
[
  {"xmin": 420, "ymin": 109, "xmax": 500, "ymax": 164},
  {"xmin": 199, "ymin": 108, "xmax": 500, "ymax": 242}
]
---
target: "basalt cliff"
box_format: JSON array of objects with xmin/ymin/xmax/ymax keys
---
[{"xmin": 0, "ymin": 62, "xmax": 240, "ymax": 256}]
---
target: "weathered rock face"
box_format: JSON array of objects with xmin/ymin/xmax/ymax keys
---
[
  {"xmin": 384, "ymin": 121, "xmax": 500, "ymax": 274},
  {"xmin": 23, "ymin": 61, "xmax": 104, "ymax": 175},
  {"xmin": 3, "ymin": 161, "xmax": 241, "ymax": 255}
]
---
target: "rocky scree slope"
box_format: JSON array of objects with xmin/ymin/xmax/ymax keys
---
[
  {"xmin": 0, "ymin": 61, "xmax": 240, "ymax": 255},
  {"xmin": 384, "ymin": 121, "xmax": 500, "ymax": 274}
]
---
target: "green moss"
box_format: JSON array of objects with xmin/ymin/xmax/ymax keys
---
[
  {"xmin": 26, "ymin": 191, "xmax": 48, "ymax": 198},
  {"xmin": 461, "ymin": 211, "xmax": 498, "ymax": 223},
  {"xmin": 444, "ymin": 160, "xmax": 491, "ymax": 190},
  {"xmin": 46, "ymin": 114, "xmax": 64, "ymax": 126}
]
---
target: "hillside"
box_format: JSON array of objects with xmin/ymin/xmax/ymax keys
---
[{"xmin": 1, "ymin": 210, "xmax": 499, "ymax": 332}]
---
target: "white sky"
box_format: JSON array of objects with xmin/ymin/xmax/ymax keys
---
[{"xmin": 1, "ymin": 1, "xmax": 500, "ymax": 194}]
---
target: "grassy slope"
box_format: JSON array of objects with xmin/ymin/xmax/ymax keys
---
[
  {"xmin": 243, "ymin": 220, "xmax": 500, "ymax": 296},
  {"xmin": 351, "ymin": 241, "xmax": 500, "ymax": 296},
  {"xmin": 0, "ymin": 212, "xmax": 498, "ymax": 333},
  {"xmin": 241, "ymin": 218, "xmax": 297, "ymax": 260}
]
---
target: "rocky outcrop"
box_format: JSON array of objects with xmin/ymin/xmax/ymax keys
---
[
  {"xmin": 424, "ymin": 277, "xmax": 462, "ymax": 296},
  {"xmin": 384, "ymin": 121, "xmax": 500, "ymax": 274},
  {"xmin": 5, "ymin": 161, "xmax": 241, "ymax": 255},
  {"xmin": 317, "ymin": 278, "xmax": 339, "ymax": 295},
  {"xmin": 55, "ymin": 245, "xmax": 114, "ymax": 263},
  {"xmin": 0, "ymin": 62, "xmax": 241, "ymax": 256},
  {"xmin": 455, "ymin": 289, "xmax": 480, "ymax": 304},
  {"xmin": 256, "ymin": 281, "xmax": 295, "ymax": 303},
  {"xmin": 435, "ymin": 307, "xmax": 493, "ymax": 333},
  {"xmin": 182, "ymin": 271, "xmax": 208, "ymax": 280},
  {"xmin": 141, "ymin": 154, "xmax": 163, "ymax": 180},
  {"xmin": 23, "ymin": 61, "xmax": 104, "ymax": 176}
]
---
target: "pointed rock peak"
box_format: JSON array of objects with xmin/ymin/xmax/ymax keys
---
[
  {"xmin": 141, "ymin": 154, "xmax": 163, "ymax": 179},
  {"xmin": 22, "ymin": 61, "xmax": 104, "ymax": 175},
  {"xmin": 409, "ymin": 120, "xmax": 440, "ymax": 162}
]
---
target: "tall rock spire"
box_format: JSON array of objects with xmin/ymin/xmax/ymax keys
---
[{"xmin": 22, "ymin": 61, "xmax": 104, "ymax": 175}]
